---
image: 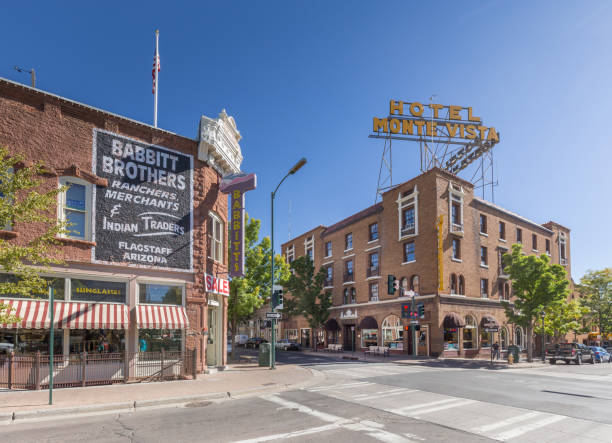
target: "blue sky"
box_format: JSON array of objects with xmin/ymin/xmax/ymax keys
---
[{"xmin": 2, "ymin": 1, "xmax": 611, "ymax": 281}]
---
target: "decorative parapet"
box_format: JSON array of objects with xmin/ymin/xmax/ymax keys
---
[{"xmin": 198, "ymin": 109, "xmax": 243, "ymax": 176}]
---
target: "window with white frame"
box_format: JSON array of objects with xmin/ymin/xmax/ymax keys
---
[
  {"xmin": 324, "ymin": 241, "xmax": 332, "ymax": 257},
  {"xmin": 345, "ymin": 233, "xmax": 353, "ymax": 251},
  {"xmin": 397, "ymin": 186, "xmax": 418, "ymax": 238},
  {"xmin": 480, "ymin": 278, "xmax": 488, "ymax": 298},
  {"xmin": 369, "ymin": 223, "xmax": 378, "ymax": 241},
  {"xmin": 403, "ymin": 241, "xmax": 415, "ymax": 263},
  {"xmin": 480, "ymin": 246, "xmax": 488, "ymax": 267},
  {"xmin": 448, "ymin": 184, "xmax": 463, "ymax": 234},
  {"xmin": 58, "ymin": 177, "xmax": 92, "ymax": 240},
  {"xmin": 304, "ymin": 236, "xmax": 314, "ymax": 260},
  {"xmin": 452, "ymin": 238, "xmax": 461, "ymax": 260},
  {"xmin": 209, "ymin": 212, "xmax": 224, "ymax": 263},
  {"xmin": 559, "ymin": 231, "xmax": 567, "ymax": 264},
  {"xmin": 545, "ymin": 238, "xmax": 551, "ymax": 255},
  {"xmin": 286, "ymin": 245, "xmax": 295, "ymax": 263},
  {"xmin": 369, "ymin": 282, "xmax": 379, "ymax": 301}
]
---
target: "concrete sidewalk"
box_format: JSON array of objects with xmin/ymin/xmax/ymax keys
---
[{"xmin": 0, "ymin": 362, "xmax": 320, "ymax": 423}]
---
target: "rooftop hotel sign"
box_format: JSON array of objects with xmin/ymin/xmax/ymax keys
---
[
  {"xmin": 92, "ymin": 129, "xmax": 193, "ymax": 271},
  {"xmin": 371, "ymin": 101, "xmax": 500, "ymax": 174}
]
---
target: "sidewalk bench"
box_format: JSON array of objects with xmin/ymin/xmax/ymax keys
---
[
  {"xmin": 364, "ymin": 346, "xmax": 389, "ymax": 357},
  {"xmin": 326, "ymin": 344, "xmax": 343, "ymax": 352}
]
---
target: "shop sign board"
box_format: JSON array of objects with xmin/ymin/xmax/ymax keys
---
[
  {"xmin": 204, "ymin": 273, "xmax": 230, "ymax": 296},
  {"xmin": 71, "ymin": 278, "xmax": 127, "ymax": 304},
  {"xmin": 219, "ymin": 173, "xmax": 257, "ymax": 278},
  {"xmin": 92, "ymin": 129, "xmax": 193, "ymax": 271}
]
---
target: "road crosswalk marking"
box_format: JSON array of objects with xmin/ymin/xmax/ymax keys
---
[
  {"xmin": 473, "ymin": 411, "xmax": 541, "ymax": 433},
  {"xmin": 492, "ymin": 415, "xmax": 565, "ymax": 441}
]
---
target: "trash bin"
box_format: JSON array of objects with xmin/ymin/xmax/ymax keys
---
[
  {"xmin": 507, "ymin": 345, "xmax": 520, "ymax": 363},
  {"xmin": 258, "ymin": 342, "xmax": 271, "ymax": 367}
]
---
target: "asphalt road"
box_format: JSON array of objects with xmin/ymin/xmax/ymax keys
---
[{"xmin": 1, "ymin": 350, "xmax": 611, "ymax": 442}]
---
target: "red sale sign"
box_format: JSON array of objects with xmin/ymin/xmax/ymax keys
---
[{"xmin": 205, "ymin": 273, "xmax": 230, "ymax": 297}]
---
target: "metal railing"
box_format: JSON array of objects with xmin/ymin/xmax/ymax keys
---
[
  {"xmin": 343, "ymin": 272, "xmax": 354, "ymax": 283},
  {"xmin": 0, "ymin": 350, "xmax": 196, "ymax": 390}
]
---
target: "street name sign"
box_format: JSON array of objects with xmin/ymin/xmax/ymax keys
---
[{"xmin": 266, "ymin": 312, "xmax": 281, "ymax": 319}]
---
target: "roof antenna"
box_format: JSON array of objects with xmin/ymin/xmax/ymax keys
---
[{"xmin": 14, "ymin": 66, "xmax": 36, "ymax": 87}]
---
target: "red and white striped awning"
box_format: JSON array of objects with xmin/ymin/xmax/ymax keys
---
[
  {"xmin": 53, "ymin": 302, "xmax": 129, "ymax": 329},
  {"xmin": 0, "ymin": 299, "xmax": 50, "ymax": 329},
  {"xmin": 136, "ymin": 305, "xmax": 189, "ymax": 329},
  {"xmin": 0, "ymin": 299, "xmax": 129, "ymax": 330}
]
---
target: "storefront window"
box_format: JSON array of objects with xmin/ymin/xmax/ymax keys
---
[
  {"xmin": 71, "ymin": 278, "xmax": 126, "ymax": 303},
  {"xmin": 0, "ymin": 274, "xmax": 65, "ymax": 300},
  {"xmin": 139, "ymin": 329, "xmax": 182, "ymax": 352},
  {"xmin": 463, "ymin": 315, "xmax": 476, "ymax": 349},
  {"xmin": 285, "ymin": 329, "xmax": 298, "ymax": 341},
  {"xmin": 514, "ymin": 327, "xmax": 524, "ymax": 348},
  {"xmin": 139, "ymin": 283, "xmax": 182, "ymax": 305},
  {"xmin": 0, "ymin": 329, "xmax": 63, "ymax": 354},
  {"xmin": 444, "ymin": 328, "xmax": 458, "ymax": 350},
  {"xmin": 382, "ymin": 315, "xmax": 403, "ymax": 350},
  {"xmin": 500, "ymin": 327, "xmax": 508, "ymax": 350},
  {"xmin": 480, "ymin": 329, "xmax": 492, "ymax": 348},
  {"xmin": 69, "ymin": 329, "xmax": 125, "ymax": 354},
  {"xmin": 361, "ymin": 329, "xmax": 378, "ymax": 348}
]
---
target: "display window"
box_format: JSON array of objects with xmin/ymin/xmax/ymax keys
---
[
  {"xmin": 480, "ymin": 329, "xmax": 492, "ymax": 348},
  {"xmin": 138, "ymin": 329, "xmax": 182, "ymax": 352},
  {"xmin": 444, "ymin": 328, "xmax": 458, "ymax": 350},
  {"xmin": 382, "ymin": 315, "xmax": 403, "ymax": 349},
  {"xmin": 361, "ymin": 329, "xmax": 378, "ymax": 348},
  {"xmin": 0, "ymin": 329, "xmax": 63, "ymax": 354},
  {"xmin": 463, "ymin": 316, "xmax": 476, "ymax": 349},
  {"xmin": 0, "ymin": 274, "xmax": 65, "ymax": 300},
  {"xmin": 69, "ymin": 329, "xmax": 125, "ymax": 354},
  {"xmin": 139, "ymin": 283, "xmax": 183, "ymax": 305},
  {"xmin": 285, "ymin": 329, "xmax": 298, "ymax": 341}
]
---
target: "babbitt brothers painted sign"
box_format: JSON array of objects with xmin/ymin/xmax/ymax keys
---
[{"xmin": 92, "ymin": 129, "xmax": 193, "ymax": 271}]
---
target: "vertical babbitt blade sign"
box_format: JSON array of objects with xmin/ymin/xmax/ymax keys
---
[
  {"xmin": 219, "ymin": 173, "xmax": 257, "ymax": 277},
  {"xmin": 91, "ymin": 129, "xmax": 194, "ymax": 271}
]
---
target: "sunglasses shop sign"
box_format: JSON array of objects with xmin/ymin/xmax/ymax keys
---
[{"xmin": 92, "ymin": 129, "xmax": 193, "ymax": 271}]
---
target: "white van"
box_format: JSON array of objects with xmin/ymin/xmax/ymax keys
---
[{"xmin": 234, "ymin": 335, "xmax": 249, "ymax": 346}]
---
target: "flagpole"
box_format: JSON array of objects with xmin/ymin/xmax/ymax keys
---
[{"xmin": 154, "ymin": 29, "xmax": 159, "ymax": 127}]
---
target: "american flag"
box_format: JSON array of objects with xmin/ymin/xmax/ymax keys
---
[{"xmin": 152, "ymin": 51, "xmax": 160, "ymax": 94}]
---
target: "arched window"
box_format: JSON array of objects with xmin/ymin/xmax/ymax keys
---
[
  {"xmin": 458, "ymin": 275, "xmax": 465, "ymax": 295},
  {"xmin": 500, "ymin": 326, "xmax": 509, "ymax": 350},
  {"xmin": 382, "ymin": 315, "xmax": 403, "ymax": 350},
  {"xmin": 463, "ymin": 315, "xmax": 477, "ymax": 349},
  {"xmin": 350, "ymin": 287, "xmax": 356, "ymax": 304},
  {"xmin": 343, "ymin": 288, "xmax": 349, "ymax": 305},
  {"xmin": 504, "ymin": 283, "xmax": 510, "ymax": 301},
  {"xmin": 514, "ymin": 326, "xmax": 524, "ymax": 348},
  {"xmin": 450, "ymin": 274, "xmax": 457, "ymax": 294},
  {"xmin": 410, "ymin": 275, "xmax": 420, "ymax": 294},
  {"xmin": 400, "ymin": 277, "xmax": 408, "ymax": 296}
]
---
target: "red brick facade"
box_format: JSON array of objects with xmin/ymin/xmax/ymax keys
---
[
  {"xmin": 0, "ymin": 78, "xmax": 228, "ymax": 371},
  {"xmin": 281, "ymin": 168, "xmax": 572, "ymax": 357}
]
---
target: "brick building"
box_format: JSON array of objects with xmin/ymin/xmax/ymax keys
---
[
  {"xmin": 0, "ymin": 78, "xmax": 243, "ymax": 374},
  {"xmin": 280, "ymin": 167, "xmax": 572, "ymax": 357}
]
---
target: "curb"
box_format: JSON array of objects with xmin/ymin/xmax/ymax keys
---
[{"xmin": 2, "ymin": 365, "xmax": 319, "ymax": 424}]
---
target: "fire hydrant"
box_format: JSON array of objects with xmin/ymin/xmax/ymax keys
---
[{"xmin": 508, "ymin": 353, "xmax": 514, "ymax": 365}]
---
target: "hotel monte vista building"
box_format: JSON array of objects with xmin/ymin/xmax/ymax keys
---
[
  {"xmin": 280, "ymin": 167, "xmax": 572, "ymax": 358},
  {"xmin": 0, "ymin": 77, "xmax": 244, "ymax": 374}
]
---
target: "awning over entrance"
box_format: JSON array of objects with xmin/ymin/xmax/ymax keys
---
[
  {"xmin": 0, "ymin": 300, "xmax": 130, "ymax": 329},
  {"xmin": 443, "ymin": 312, "xmax": 466, "ymax": 328},
  {"xmin": 0, "ymin": 299, "xmax": 50, "ymax": 329},
  {"xmin": 136, "ymin": 305, "xmax": 189, "ymax": 329},
  {"xmin": 480, "ymin": 315, "xmax": 499, "ymax": 328},
  {"xmin": 324, "ymin": 318, "xmax": 340, "ymax": 331},
  {"xmin": 359, "ymin": 316, "xmax": 378, "ymax": 330},
  {"xmin": 54, "ymin": 302, "xmax": 129, "ymax": 329}
]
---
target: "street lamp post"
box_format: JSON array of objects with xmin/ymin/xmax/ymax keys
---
[
  {"xmin": 540, "ymin": 310, "xmax": 546, "ymax": 363},
  {"xmin": 270, "ymin": 158, "xmax": 307, "ymax": 370}
]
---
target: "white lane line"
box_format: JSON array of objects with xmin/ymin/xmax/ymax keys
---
[
  {"xmin": 233, "ymin": 423, "xmax": 343, "ymax": 442},
  {"xmin": 408, "ymin": 399, "xmax": 476, "ymax": 417},
  {"xmin": 307, "ymin": 382, "xmax": 373, "ymax": 392},
  {"xmin": 391, "ymin": 398, "xmax": 459, "ymax": 414},
  {"xmin": 473, "ymin": 411, "xmax": 542, "ymax": 433},
  {"xmin": 492, "ymin": 415, "xmax": 565, "ymax": 441},
  {"xmin": 353, "ymin": 389, "xmax": 418, "ymax": 400},
  {"xmin": 353, "ymin": 388, "xmax": 407, "ymax": 398},
  {"xmin": 258, "ymin": 395, "xmax": 416, "ymax": 443}
]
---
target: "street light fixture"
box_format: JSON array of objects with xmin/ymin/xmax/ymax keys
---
[
  {"xmin": 270, "ymin": 158, "xmax": 307, "ymax": 370},
  {"xmin": 540, "ymin": 310, "xmax": 546, "ymax": 363}
]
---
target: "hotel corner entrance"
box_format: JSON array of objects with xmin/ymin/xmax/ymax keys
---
[{"xmin": 206, "ymin": 296, "xmax": 223, "ymax": 367}]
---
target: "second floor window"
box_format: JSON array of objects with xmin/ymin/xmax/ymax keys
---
[
  {"xmin": 499, "ymin": 221, "xmax": 506, "ymax": 240},
  {"xmin": 452, "ymin": 238, "xmax": 461, "ymax": 260},
  {"xmin": 345, "ymin": 233, "xmax": 353, "ymax": 250},
  {"xmin": 532, "ymin": 234, "xmax": 537, "ymax": 251},
  {"xmin": 559, "ymin": 233, "xmax": 567, "ymax": 263},
  {"xmin": 325, "ymin": 241, "xmax": 332, "ymax": 257},
  {"xmin": 369, "ymin": 223, "xmax": 378, "ymax": 241},
  {"xmin": 368, "ymin": 252, "xmax": 379, "ymax": 277},
  {"xmin": 209, "ymin": 212, "xmax": 224, "ymax": 263},
  {"xmin": 369, "ymin": 283, "xmax": 379, "ymax": 301},
  {"xmin": 481, "ymin": 246, "xmax": 488, "ymax": 266},
  {"xmin": 481, "ymin": 278, "xmax": 488, "ymax": 298},
  {"xmin": 516, "ymin": 228, "xmax": 522, "ymax": 244},
  {"xmin": 325, "ymin": 266, "xmax": 333, "ymax": 285},
  {"xmin": 59, "ymin": 177, "xmax": 91, "ymax": 240},
  {"xmin": 545, "ymin": 239, "xmax": 551, "ymax": 255},
  {"xmin": 344, "ymin": 260, "xmax": 354, "ymax": 282},
  {"xmin": 480, "ymin": 214, "xmax": 487, "ymax": 234},
  {"xmin": 404, "ymin": 241, "xmax": 415, "ymax": 263}
]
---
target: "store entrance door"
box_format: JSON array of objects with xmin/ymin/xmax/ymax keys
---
[
  {"xmin": 343, "ymin": 325, "xmax": 355, "ymax": 352},
  {"xmin": 418, "ymin": 325, "xmax": 429, "ymax": 356},
  {"xmin": 206, "ymin": 298, "xmax": 223, "ymax": 367}
]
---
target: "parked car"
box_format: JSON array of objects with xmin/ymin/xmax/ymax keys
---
[
  {"xmin": 245, "ymin": 337, "xmax": 268, "ymax": 349},
  {"xmin": 546, "ymin": 343, "xmax": 595, "ymax": 365},
  {"xmin": 234, "ymin": 335, "xmax": 249, "ymax": 346},
  {"xmin": 589, "ymin": 346, "xmax": 611, "ymax": 363},
  {"xmin": 0, "ymin": 342, "xmax": 14, "ymax": 355},
  {"xmin": 275, "ymin": 339, "xmax": 301, "ymax": 351}
]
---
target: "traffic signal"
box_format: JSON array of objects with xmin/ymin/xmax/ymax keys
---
[
  {"xmin": 417, "ymin": 303, "xmax": 425, "ymax": 319},
  {"xmin": 388, "ymin": 275, "xmax": 397, "ymax": 295},
  {"xmin": 272, "ymin": 286, "xmax": 283, "ymax": 310},
  {"xmin": 401, "ymin": 303, "xmax": 410, "ymax": 319}
]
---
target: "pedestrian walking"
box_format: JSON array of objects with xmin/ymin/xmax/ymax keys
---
[{"xmin": 492, "ymin": 342, "xmax": 500, "ymax": 360}]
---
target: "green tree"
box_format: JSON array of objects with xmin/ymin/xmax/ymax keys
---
[
  {"xmin": 533, "ymin": 298, "xmax": 590, "ymax": 344},
  {"xmin": 0, "ymin": 147, "xmax": 67, "ymax": 323},
  {"xmin": 284, "ymin": 256, "xmax": 332, "ymax": 351},
  {"xmin": 227, "ymin": 215, "xmax": 291, "ymax": 359},
  {"xmin": 501, "ymin": 244, "xmax": 569, "ymax": 362},
  {"xmin": 578, "ymin": 268, "xmax": 612, "ymax": 337}
]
